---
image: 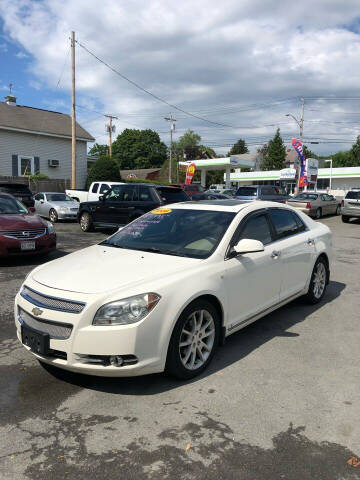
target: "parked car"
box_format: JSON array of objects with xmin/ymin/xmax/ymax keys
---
[
  {"xmin": 0, "ymin": 194, "xmax": 56, "ymax": 257},
  {"xmin": 78, "ymin": 184, "xmax": 189, "ymax": 231},
  {"xmin": 34, "ymin": 192, "xmax": 80, "ymax": 222},
  {"xmin": 15, "ymin": 200, "xmax": 331, "ymax": 379},
  {"xmin": 66, "ymin": 181, "xmax": 125, "ymax": 203},
  {"xmin": 286, "ymin": 192, "xmax": 341, "ymax": 219},
  {"xmin": 0, "ymin": 182, "xmax": 34, "ymax": 208},
  {"xmin": 341, "ymin": 189, "xmax": 360, "ymax": 223},
  {"xmin": 222, "ymin": 189, "xmax": 237, "ymax": 197},
  {"xmin": 171, "ymin": 183, "xmax": 204, "ymax": 199},
  {"xmin": 192, "ymin": 192, "xmax": 232, "ymax": 200},
  {"xmin": 235, "ymin": 185, "xmax": 289, "ymax": 203}
]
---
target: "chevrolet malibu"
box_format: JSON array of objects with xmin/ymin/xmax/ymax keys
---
[{"xmin": 15, "ymin": 200, "xmax": 331, "ymax": 379}]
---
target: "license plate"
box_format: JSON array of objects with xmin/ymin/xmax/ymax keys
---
[
  {"xmin": 21, "ymin": 241, "xmax": 35, "ymax": 251},
  {"xmin": 21, "ymin": 325, "xmax": 50, "ymax": 355}
]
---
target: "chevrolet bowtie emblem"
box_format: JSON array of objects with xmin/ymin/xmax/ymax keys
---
[{"xmin": 32, "ymin": 307, "xmax": 43, "ymax": 316}]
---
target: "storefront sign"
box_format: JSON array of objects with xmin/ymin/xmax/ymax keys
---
[
  {"xmin": 306, "ymin": 158, "xmax": 318, "ymax": 184},
  {"xmin": 279, "ymin": 168, "xmax": 296, "ymax": 179}
]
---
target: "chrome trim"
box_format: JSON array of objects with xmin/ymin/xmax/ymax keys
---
[
  {"xmin": 18, "ymin": 307, "xmax": 73, "ymax": 340},
  {"xmin": 0, "ymin": 228, "xmax": 46, "ymax": 239},
  {"xmin": 21, "ymin": 285, "xmax": 85, "ymax": 314},
  {"xmin": 227, "ymin": 290, "xmax": 303, "ymax": 332}
]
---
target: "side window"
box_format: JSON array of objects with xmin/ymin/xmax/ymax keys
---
[
  {"xmin": 238, "ymin": 214, "xmax": 272, "ymax": 245},
  {"xmin": 92, "ymin": 183, "xmax": 99, "ymax": 193},
  {"xmin": 106, "ymin": 185, "xmax": 136, "ymax": 201},
  {"xmin": 268, "ymin": 209, "xmax": 299, "ymax": 239},
  {"xmin": 100, "ymin": 183, "xmax": 110, "ymax": 194},
  {"xmin": 138, "ymin": 186, "xmax": 151, "ymax": 201},
  {"xmin": 292, "ymin": 212, "xmax": 306, "ymax": 232},
  {"xmin": 261, "ymin": 187, "xmax": 275, "ymax": 196}
]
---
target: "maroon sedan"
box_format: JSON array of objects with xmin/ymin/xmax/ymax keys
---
[{"xmin": 0, "ymin": 194, "xmax": 56, "ymax": 257}]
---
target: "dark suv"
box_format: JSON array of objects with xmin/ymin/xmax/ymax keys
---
[
  {"xmin": 78, "ymin": 183, "xmax": 189, "ymax": 231},
  {"xmin": 0, "ymin": 183, "xmax": 34, "ymax": 207},
  {"xmin": 235, "ymin": 185, "xmax": 289, "ymax": 203}
]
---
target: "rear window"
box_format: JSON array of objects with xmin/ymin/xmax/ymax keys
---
[
  {"xmin": 236, "ymin": 187, "xmax": 257, "ymax": 197},
  {"xmin": 184, "ymin": 185, "xmax": 204, "ymax": 193},
  {"xmin": 156, "ymin": 187, "xmax": 189, "ymax": 202},
  {"xmin": 0, "ymin": 184, "xmax": 32, "ymax": 194},
  {"xmin": 345, "ymin": 191, "xmax": 360, "ymax": 199}
]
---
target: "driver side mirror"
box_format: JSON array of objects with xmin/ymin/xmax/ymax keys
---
[
  {"xmin": 40, "ymin": 199, "xmax": 44, "ymax": 204},
  {"xmin": 99, "ymin": 195, "xmax": 105, "ymax": 202},
  {"xmin": 232, "ymin": 238, "xmax": 264, "ymax": 256}
]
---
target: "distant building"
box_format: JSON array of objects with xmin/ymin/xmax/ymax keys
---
[
  {"xmin": 120, "ymin": 168, "xmax": 161, "ymax": 181},
  {"xmin": 0, "ymin": 94, "xmax": 94, "ymax": 187}
]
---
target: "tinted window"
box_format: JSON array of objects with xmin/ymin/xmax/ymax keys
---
[
  {"xmin": 156, "ymin": 187, "xmax": 188, "ymax": 202},
  {"xmin": 91, "ymin": 183, "xmax": 99, "ymax": 193},
  {"xmin": 236, "ymin": 187, "xmax": 257, "ymax": 197},
  {"xmin": 102, "ymin": 209, "xmax": 235, "ymax": 259},
  {"xmin": 269, "ymin": 209, "xmax": 299, "ymax": 239},
  {"xmin": 261, "ymin": 186, "xmax": 277, "ymax": 196},
  {"xmin": 184, "ymin": 185, "xmax": 203, "ymax": 192},
  {"xmin": 34, "ymin": 193, "xmax": 43, "ymax": 201},
  {"xmin": 345, "ymin": 191, "xmax": 360, "ymax": 199},
  {"xmin": 106, "ymin": 185, "xmax": 136, "ymax": 201},
  {"xmin": 138, "ymin": 186, "xmax": 151, "ymax": 201},
  {"xmin": 100, "ymin": 184, "xmax": 110, "ymax": 194},
  {"xmin": 239, "ymin": 214, "xmax": 272, "ymax": 245},
  {"xmin": 294, "ymin": 193, "xmax": 318, "ymax": 200},
  {"xmin": 0, "ymin": 196, "xmax": 28, "ymax": 214},
  {"xmin": 292, "ymin": 212, "xmax": 306, "ymax": 232},
  {"xmin": 46, "ymin": 193, "xmax": 72, "ymax": 202}
]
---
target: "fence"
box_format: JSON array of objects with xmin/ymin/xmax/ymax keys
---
[{"xmin": 0, "ymin": 176, "xmax": 71, "ymax": 194}]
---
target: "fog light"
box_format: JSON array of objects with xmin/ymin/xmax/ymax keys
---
[{"xmin": 109, "ymin": 355, "xmax": 124, "ymax": 367}]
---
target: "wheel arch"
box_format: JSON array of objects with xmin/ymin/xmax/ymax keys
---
[{"xmin": 317, "ymin": 252, "xmax": 330, "ymax": 284}]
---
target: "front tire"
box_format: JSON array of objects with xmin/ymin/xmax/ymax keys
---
[
  {"xmin": 342, "ymin": 215, "xmax": 350, "ymax": 223},
  {"xmin": 304, "ymin": 257, "xmax": 328, "ymax": 304},
  {"xmin": 49, "ymin": 209, "xmax": 58, "ymax": 223},
  {"xmin": 165, "ymin": 299, "xmax": 220, "ymax": 379},
  {"xmin": 80, "ymin": 212, "xmax": 94, "ymax": 232}
]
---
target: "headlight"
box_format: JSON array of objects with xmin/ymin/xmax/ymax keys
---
[
  {"xmin": 46, "ymin": 221, "xmax": 55, "ymax": 234},
  {"xmin": 93, "ymin": 293, "xmax": 161, "ymax": 325}
]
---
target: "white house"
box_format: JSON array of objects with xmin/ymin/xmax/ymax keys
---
[{"xmin": 0, "ymin": 94, "xmax": 94, "ymax": 188}]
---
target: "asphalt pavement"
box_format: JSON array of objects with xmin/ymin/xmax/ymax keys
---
[{"xmin": 1, "ymin": 216, "xmax": 360, "ymax": 479}]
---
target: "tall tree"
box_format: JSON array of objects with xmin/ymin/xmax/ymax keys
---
[
  {"xmin": 88, "ymin": 142, "xmax": 109, "ymax": 157},
  {"xmin": 112, "ymin": 129, "xmax": 167, "ymax": 170},
  {"xmin": 349, "ymin": 135, "xmax": 360, "ymax": 166},
  {"xmin": 173, "ymin": 129, "xmax": 201, "ymax": 159},
  {"xmin": 262, "ymin": 128, "xmax": 286, "ymax": 170},
  {"xmin": 86, "ymin": 155, "xmax": 122, "ymax": 188},
  {"xmin": 227, "ymin": 138, "xmax": 249, "ymax": 156}
]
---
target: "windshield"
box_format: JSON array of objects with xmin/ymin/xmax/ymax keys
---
[
  {"xmin": 345, "ymin": 191, "xmax": 360, "ymax": 199},
  {"xmin": 101, "ymin": 208, "xmax": 236, "ymax": 259},
  {"xmin": 184, "ymin": 185, "xmax": 204, "ymax": 193},
  {"xmin": 156, "ymin": 187, "xmax": 189, "ymax": 202},
  {"xmin": 236, "ymin": 187, "xmax": 257, "ymax": 196},
  {"xmin": 293, "ymin": 193, "xmax": 318, "ymax": 200},
  {"xmin": 46, "ymin": 193, "xmax": 72, "ymax": 202},
  {"xmin": 0, "ymin": 196, "xmax": 28, "ymax": 214}
]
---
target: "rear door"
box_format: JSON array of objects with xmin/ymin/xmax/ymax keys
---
[{"xmin": 267, "ymin": 208, "xmax": 315, "ymax": 300}]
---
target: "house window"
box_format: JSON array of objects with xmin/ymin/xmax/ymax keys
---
[{"xmin": 19, "ymin": 156, "xmax": 34, "ymax": 175}]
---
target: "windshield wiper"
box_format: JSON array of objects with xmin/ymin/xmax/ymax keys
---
[
  {"xmin": 100, "ymin": 241, "xmax": 127, "ymax": 249},
  {"xmin": 138, "ymin": 247, "xmax": 190, "ymax": 257}
]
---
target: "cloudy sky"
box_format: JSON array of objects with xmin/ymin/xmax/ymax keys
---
[{"xmin": 1, "ymin": 0, "xmax": 360, "ymax": 155}]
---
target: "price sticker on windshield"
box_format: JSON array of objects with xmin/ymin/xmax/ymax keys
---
[{"xmin": 152, "ymin": 208, "xmax": 172, "ymax": 215}]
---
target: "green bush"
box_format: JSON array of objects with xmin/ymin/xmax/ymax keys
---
[
  {"xmin": 29, "ymin": 173, "xmax": 49, "ymax": 180},
  {"xmin": 86, "ymin": 155, "xmax": 122, "ymax": 189}
]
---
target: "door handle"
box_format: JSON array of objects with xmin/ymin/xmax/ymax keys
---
[
  {"xmin": 307, "ymin": 238, "xmax": 315, "ymax": 246},
  {"xmin": 271, "ymin": 250, "xmax": 281, "ymax": 259}
]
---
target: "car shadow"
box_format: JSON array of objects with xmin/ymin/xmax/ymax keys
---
[
  {"xmin": 40, "ymin": 280, "xmax": 345, "ymax": 394},
  {"xmin": 0, "ymin": 249, "xmax": 69, "ymax": 268}
]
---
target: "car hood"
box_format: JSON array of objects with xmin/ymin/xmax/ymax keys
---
[
  {"xmin": 0, "ymin": 213, "xmax": 46, "ymax": 230},
  {"xmin": 32, "ymin": 244, "xmax": 201, "ymax": 294}
]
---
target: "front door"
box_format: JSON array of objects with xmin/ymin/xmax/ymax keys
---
[
  {"xmin": 267, "ymin": 208, "xmax": 315, "ymax": 300},
  {"xmin": 224, "ymin": 212, "xmax": 283, "ymax": 331},
  {"xmin": 93, "ymin": 185, "xmax": 137, "ymax": 226}
]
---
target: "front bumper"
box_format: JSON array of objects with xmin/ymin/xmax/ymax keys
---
[
  {"xmin": 57, "ymin": 211, "xmax": 78, "ymax": 220},
  {"xmin": 14, "ymin": 287, "xmax": 166, "ymax": 377},
  {"xmin": 0, "ymin": 233, "xmax": 56, "ymax": 256}
]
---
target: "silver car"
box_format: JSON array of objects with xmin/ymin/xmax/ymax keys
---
[
  {"xmin": 33, "ymin": 192, "xmax": 79, "ymax": 222},
  {"xmin": 286, "ymin": 192, "xmax": 341, "ymax": 219},
  {"xmin": 341, "ymin": 189, "xmax": 360, "ymax": 223}
]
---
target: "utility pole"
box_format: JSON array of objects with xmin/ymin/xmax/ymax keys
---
[
  {"xmin": 299, "ymin": 97, "xmax": 305, "ymax": 140},
  {"xmin": 164, "ymin": 114, "xmax": 176, "ymax": 183},
  {"xmin": 105, "ymin": 115, "xmax": 117, "ymax": 157},
  {"xmin": 71, "ymin": 31, "xmax": 76, "ymax": 189}
]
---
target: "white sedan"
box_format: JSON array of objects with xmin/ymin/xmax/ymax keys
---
[{"xmin": 15, "ymin": 200, "xmax": 332, "ymax": 379}]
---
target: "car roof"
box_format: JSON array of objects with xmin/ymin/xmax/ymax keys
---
[
  {"xmin": 0, "ymin": 193, "xmax": 15, "ymax": 199},
  {"xmin": 168, "ymin": 199, "xmax": 288, "ymax": 212}
]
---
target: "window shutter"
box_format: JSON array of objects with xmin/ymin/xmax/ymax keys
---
[
  {"xmin": 12, "ymin": 155, "xmax": 18, "ymax": 176},
  {"xmin": 34, "ymin": 157, "xmax": 40, "ymax": 174}
]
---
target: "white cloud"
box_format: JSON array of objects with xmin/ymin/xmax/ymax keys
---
[
  {"xmin": 15, "ymin": 51, "xmax": 28, "ymax": 58},
  {"xmin": 1, "ymin": 0, "xmax": 360, "ymax": 154}
]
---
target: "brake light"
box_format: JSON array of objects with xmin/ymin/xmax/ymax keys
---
[
  {"xmin": 341, "ymin": 200, "xmax": 344, "ymax": 207},
  {"xmin": 306, "ymin": 202, "xmax": 311, "ymax": 209}
]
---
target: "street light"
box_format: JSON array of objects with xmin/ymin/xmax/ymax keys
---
[
  {"xmin": 324, "ymin": 159, "xmax": 333, "ymax": 193},
  {"xmin": 285, "ymin": 113, "xmax": 301, "ymax": 130}
]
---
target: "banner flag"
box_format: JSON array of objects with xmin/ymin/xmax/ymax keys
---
[
  {"xmin": 292, "ymin": 138, "xmax": 307, "ymax": 188},
  {"xmin": 185, "ymin": 163, "xmax": 196, "ymax": 185}
]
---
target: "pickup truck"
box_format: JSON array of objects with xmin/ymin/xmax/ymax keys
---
[{"xmin": 66, "ymin": 181, "xmax": 124, "ymax": 203}]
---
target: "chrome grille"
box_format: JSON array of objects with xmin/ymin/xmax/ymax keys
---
[
  {"xmin": 18, "ymin": 307, "xmax": 72, "ymax": 339},
  {"xmin": 21, "ymin": 285, "xmax": 85, "ymax": 313},
  {"xmin": 0, "ymin": 228, "xmax": 46, "ymax": 239}
]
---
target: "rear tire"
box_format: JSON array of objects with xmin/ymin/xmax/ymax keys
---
[
  {"xmin": 336, "ymin": 205, "xmax": 341, "ymax": 215},
  {"xmin": 49, "ymin": 209, "xmax": 58, "ymax": 223},
  {"xmin": 342, "ymin": 215, "xmax": 350, "ymax": 223},
  {"xmin": 304, "ymin": 257, "xmax": 328, "ymax": 304},
  {"xmin": 80, "ymin": 212, "xmax": 94, "ymax": 232},
  {"xmin": 165, "ymin": 299, "xmax": 220, "ymax": 380},
  {"xmin": 315, "ymin": 208, "xmax": 322, "ymax": 219}
]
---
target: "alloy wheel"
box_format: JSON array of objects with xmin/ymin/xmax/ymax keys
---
[
  {"xmin": 80, "ymin": 213, "xmax": 89, "ymax": 231},
  {"xmin": 313, "ymin": 262, "xmax": 326, "ymax": 299},
  {"xmin": 49, "ymin": 209, "xmax": 57, "ymax": 223},
  {"xmin": 179, "ymin": 309, "xmax": 215, "ymax": 370}
]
